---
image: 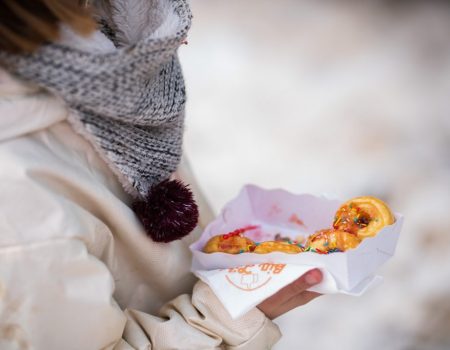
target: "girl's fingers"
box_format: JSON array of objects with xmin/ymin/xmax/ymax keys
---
[
  {"xmin": 269, "ymin": 269, "xmax": 322, "ymax": 304},
  {"xmin": 257, "ymin": 269, "xmax": 323, "ymax": 319},
  {"xmin": 273, "ymin": 291, "xmax": 321, "ymax": 318}
]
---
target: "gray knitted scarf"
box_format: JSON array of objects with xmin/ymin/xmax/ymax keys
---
[{"xmin": 0, "ymin": 0, "xmax": 191, "ymax": 199}]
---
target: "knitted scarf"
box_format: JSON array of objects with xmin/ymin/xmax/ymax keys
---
[
  {"xmin": 0, "ymin": 0, "xmax": 191, "ymax": 198},
  {"xmin": 0, "ymin": 0, "xmax": 199, "ymax": 242}
]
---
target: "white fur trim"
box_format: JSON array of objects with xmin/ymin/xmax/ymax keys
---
[
  {"xmin": 147, "ymin": 1, "xmax": 180, "ymax": 39},
  {"xmin": 57, "ymin": 25, "xmax": 116, "ymax": 53},
  {"xmin": 56, "ymin": 0, "xmax": 181, "ymax": 51},
  {"xmin": 110, "ymin": 0, "xmax": 159, "ymax": 44},
  {"xmin": 110, "ymin": 0, "xmax": 180, "ymax": 44}
]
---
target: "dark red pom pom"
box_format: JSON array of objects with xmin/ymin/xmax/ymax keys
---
[{"xmin": 132, "ymin": 179, "xmax": 199, "ymax": 243}]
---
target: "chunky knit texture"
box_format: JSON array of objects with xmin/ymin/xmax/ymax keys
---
[{"xmin": 0, "ymin": 0, "xmax": 191, "ymax": 199}]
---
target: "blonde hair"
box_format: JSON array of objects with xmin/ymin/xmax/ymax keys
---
[{"xmin": 0, "ymin": 0, "xmax": 96, "ymax": 53}]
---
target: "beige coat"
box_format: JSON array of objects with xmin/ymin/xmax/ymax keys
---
[{"xmin": 0, "ymin": 65, "xmax": 281, "ymax": 349}]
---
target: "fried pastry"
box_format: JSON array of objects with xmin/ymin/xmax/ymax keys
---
[
  {"xmin": 306, "ymin": 229, "xmax": 361, "ymax": 253},
  {"xmin": 254, "ymin": 241, "xmax": 303, "ymax": 254},
  {"xmin": 333, "ymin": 196, "xmax": 394, "ymax": 239},
  {"xmin": 203, "ymin": 234, "xmax": 255, "ymax": 254}
]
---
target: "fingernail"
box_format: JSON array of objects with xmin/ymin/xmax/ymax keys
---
[{"xmin": 305, "ymin": 269, "xmax": 321, "ymax": 285}]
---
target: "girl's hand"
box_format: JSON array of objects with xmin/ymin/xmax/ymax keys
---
[{"xmin": 257, "ymin": 269, "xmax": 323, "ymax": 320}]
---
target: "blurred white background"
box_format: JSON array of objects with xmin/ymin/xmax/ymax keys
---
[{"xmin": 180, "ymin": 0, "xmax": 450, "ymax": 349}]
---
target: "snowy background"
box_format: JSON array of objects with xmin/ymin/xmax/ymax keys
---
[{"xmin": 179, "ymin": 0, "xmax": 450, "ymax": 349}]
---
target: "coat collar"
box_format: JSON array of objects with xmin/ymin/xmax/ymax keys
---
[{"xmin": 0, "ymin": 68, "xmax": 68, "ymax": 142}]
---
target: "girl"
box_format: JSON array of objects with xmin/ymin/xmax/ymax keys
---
[{"xmin": 0, "ymin": 1, "xmax": 322, "ymax": 348}]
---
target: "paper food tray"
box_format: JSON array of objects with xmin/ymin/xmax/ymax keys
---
[{"xmin": 190, "ymin": 185, "xmax": 403, "ymax": 318}]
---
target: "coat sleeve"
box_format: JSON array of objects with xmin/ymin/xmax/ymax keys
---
[
  {"xmin": 0, "ymin": 237, "xmax": 280, "ymax": 350},
  {"xmin": 120, "ymin": 281, "xmax": 281, "ymax": 350}
]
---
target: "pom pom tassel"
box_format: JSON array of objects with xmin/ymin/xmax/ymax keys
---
[{"xmin": 132, "ymin": 179, "xmax": 199, "ymax": 243}]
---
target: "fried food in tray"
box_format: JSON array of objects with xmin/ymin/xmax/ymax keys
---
[{"xmin": 202, "ymin": 196, "xmax": 395, "ymax": 254}]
